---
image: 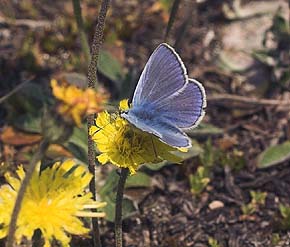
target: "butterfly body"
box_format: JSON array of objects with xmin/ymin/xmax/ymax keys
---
[{"xmin": 121, "ymin": 43, "xmax": 206, "ymax": 148}]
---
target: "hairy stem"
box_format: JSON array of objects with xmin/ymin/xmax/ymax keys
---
[
  {"xmin": 86, "ymin": 0, "xmax": 111, "ymax": 246},
  {"xmin": 72, "ymin": 0, "xmax": 90, "ymax": 64},
  {"xmin": 87, "ymin": 117, "xmax": 103, "ymax": 247},
  {"xmin": 115, "ymin": 168, "xmax": 129, "ymax": 247},
  {"xmin": 87, "ymin": 0, "xmax": 111, "ymax": 88},
  {"xmin": 6, "ymin": 140, "xmax": 50, "ymax": 247}
]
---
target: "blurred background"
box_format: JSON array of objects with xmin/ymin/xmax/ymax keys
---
[{"xmin": 0, "ymin": 0, "xmax": 289, "ymax": 246}]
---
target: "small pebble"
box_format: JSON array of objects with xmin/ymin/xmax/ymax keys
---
[{"xmin": 209, "ymin": 200, "xmax": 224, "ymax": 210}]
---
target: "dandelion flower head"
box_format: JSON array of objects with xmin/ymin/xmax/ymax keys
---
[
  {"xmin": 0, "ymin": 159, "xmax": 106, "ymax": 247},
  {"xmin": 90, "ymin": 99, "xmax": 185, "ymax": 174},
  {"xmin": 51, "ymin": 79, "xmax": 108, "ymax": 127}
]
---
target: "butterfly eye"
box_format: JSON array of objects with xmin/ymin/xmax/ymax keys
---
[{"xmin": 120, "ymin": 109, "xmax": 129, "ymax": 115}]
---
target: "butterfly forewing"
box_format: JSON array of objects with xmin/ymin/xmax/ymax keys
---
[{"xmin": 132, "ymin": 43, "xmax": 188, "ymax": 106}]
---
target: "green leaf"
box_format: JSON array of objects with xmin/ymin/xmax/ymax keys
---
[
  {"xmin": 100, "ymin": 170, "xmax": 151, "ymax": 198},
  {"xmin": 64, "ymin": 126, "xmax": 88, "ymax": 162},
  {"xmin": 13, "ymin": 114, "xmax": 41, "ymax": 133},
  {"xmin": 186, "ymin": 123, "xmax": 223, "ymax": 137},
  {"xmin": 272, "ymin": 11, "xmax": 289, "ymax": 35},
  {"xmin": 257, "ymin": 141, "xmax": 290, "ymax": 168},
  {"xmin": 279, "ymin": 204, "xmax": 290, "ymax": 219},
  {"xmin": 98, "ymin": 50, "xmax": 123, "ymax": 82},
  {"xmin": 189, "ymin": 166, "xmax": 210, "ymax": 195},
  {"xmin": 144, "ymin": 161, "xmax": 168, "ymax": 171},
  {"xmin": 5, "ymin": 82, "xmax": 47, "ymax": 120},
  {"xmin": 103, "ymin": 195, "xmax": 135, "ymax": 222},
  {"xmin": 175, "ymin": 141, "xmax": 203, "ymax": 159},
  {"xmin": 99, "ymin": 170, "xmax": 138, "ymax": 222},
  {"xmin": 68, "ymin": 126, "xmax": 88, "ymax": 152},
  {"xmin": 119, "ymin": 70, "xmax": 139, "ymax": 99},
  {"xmin": 126, "ymin": 172, "xmax": 151, "ymax": 188},
  {"xmin": 99, "ymin": 171, "xmax": 119, "ymax": 198},
  {"xmin": 60, "ymin": 72, "xmax": 87, "ymax": 88},
  {"xmin": 144, "ymin": 141, "xmax": 203, "ymax": 171}
]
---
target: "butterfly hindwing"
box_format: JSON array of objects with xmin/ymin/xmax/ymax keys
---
[
  {"xmin": 122, "ymin": 109, "xmax": 191, "ymax": 148},
  {"xmin": 155, "ymin": 79, "xmax": 206, "ymax": 128}
]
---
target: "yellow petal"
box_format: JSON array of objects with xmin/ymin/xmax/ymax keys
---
[
  {"xmin": 97, "ymin": 153, "xmax": 109, "ymax": 164},
  {"xmin": 119, "ymin": 99, "xmax": 129, "ymax": 111}
]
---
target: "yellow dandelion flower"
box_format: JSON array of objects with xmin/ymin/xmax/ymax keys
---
[
  {"xmin": 51, "ymin": 79, "xmax": 108, "ymax": 127},
  {"xmin": 0, "ymin": 159, "xmax": 106, "ymax": 247},
  {"xmin": 89, "ymin": 100, "xmax": 185, "ymax": 174}
]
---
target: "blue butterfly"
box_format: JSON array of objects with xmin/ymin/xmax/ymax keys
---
[{"xmin": 121, "ymin": 43, "xmax": 206, "ymax": 148}]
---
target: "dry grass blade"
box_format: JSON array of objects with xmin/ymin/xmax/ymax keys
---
[
  {"xmin": 174, "ymin": 0, "xmax": 195, "ymax": 49},
  {"xmin": 0, "ymin": 76, "xmax": 34, "ymax": 104},
  {"xmin": 207, "ymin": 94, "xmax": 290, "ymax": 108},
  {"xmin": 164, "ymin": 0, "xmax": 181, "ymax": 42},
  {"xmin": 72, "ymin": 0, "xmax": 90, "ymax": 64}
]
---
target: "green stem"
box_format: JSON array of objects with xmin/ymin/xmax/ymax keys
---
[
  {"xmin": 72, "ymin": 0, "xmax": 91, "ymax": 64},
  {"xmin": 86, "ymin": 0, "xmax": 111, "ymax": 247},
  {"xmin": 115, "ymin": 168, "xmax": 129, "ymax": 247},
  {"xmin": 6, "ymin": 140, "xmax": 50, "ymax": 247}
]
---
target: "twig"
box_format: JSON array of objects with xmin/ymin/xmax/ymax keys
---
[
  {"xmin": 115, "ymin": 168, "xmax": 129, "ymax": 247},
  {"xmin": 72, "ymin": 0, "xmax": 91, "ymax": 64},
  {"xmin": 174, "ymin": 0, "xmax": 195, "ymax": 49},
  {"xmin": 86, "ymin": 0, "xmax": 111, "ymax": 246},
  {"xmin": 239, "ymin": 169, "xmax": 290, "ymax": 189},
  {"xmin": 207, "ymin": 94, "xmax": 290, "ymax": 107},
  {"xmin": 2, "ymin": 18, "xmax": 51, "ymax": 29},
  {"xmin": 0, "ymin": 76, "xmax": 34, "ymax": 104},
  {"xmin": 6, "ymin": 140, "xmax": 50, "ymax": 247}
]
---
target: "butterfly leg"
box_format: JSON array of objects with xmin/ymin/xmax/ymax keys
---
[{"xmin": 90, "ymin": 124, "xmax": 105, "ymax": 135}]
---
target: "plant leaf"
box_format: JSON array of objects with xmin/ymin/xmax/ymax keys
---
[
  {"xmin": 103, "ymin": 194, "xmax": 135, "ymax": 222},
  {"xmin": 99, "ymin": 171, "xmax": 119, "ymax": 198},
  {"xmin": 98, "ymin": 50, "xmax": 123, "ymax": 82},
  {"xmin": 257, "ymin": 141, "xmax": 290, "ymax": 168},
  {"xmin": 144, "ymin": 141, "xmax": 203, "ymax": 171},
  {"xmin": 99, "ymin": 170, "xmax": 139, "ymax": 222},
  {"xmin": 126, "ymin": 172, "xmax": 151, "ymax": 188},
  {"xmin": 64, "ymin": 126, "xmax": 88, "ymax": 162},
  {"xmin": 13, "ymin": 114, "xmax": 41, "ymax": 133},
  {"xmin": 186, "ymin": 123, "xmax": 223, "ymax": 137}
]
